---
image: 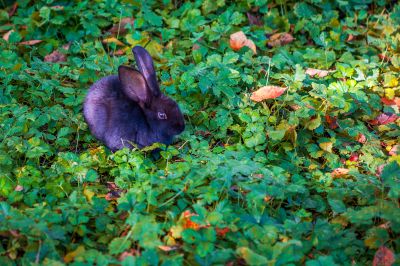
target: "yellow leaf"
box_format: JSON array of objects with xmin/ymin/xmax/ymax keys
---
[
  {"xmin": 64, "ymin": 246, "xmax": 85, "ymax": 263},
  {"xmin": 319, "ymin": 142, "xmax": 333, "ymax": 153},
  {"xmin": 83, "ymin": 187, "xmax": 95, "ymax": 203},
  {"xmin": 102, "ymin": 37, "xmax": 125, "ymax": 46}
]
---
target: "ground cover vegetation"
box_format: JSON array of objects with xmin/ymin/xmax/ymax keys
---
[{"xmin": 0, "ymin": 0, "xmax": 399, "ymax": 265}]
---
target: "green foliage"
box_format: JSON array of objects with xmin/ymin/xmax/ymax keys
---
[{"xmin": 0, "ymin": 0, "xmax": 399, "ymax": 265}]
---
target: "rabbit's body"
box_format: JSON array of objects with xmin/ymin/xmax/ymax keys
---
[{"xmin": 83, "ymin": 46, "xmax": 185, "ymax": 151}]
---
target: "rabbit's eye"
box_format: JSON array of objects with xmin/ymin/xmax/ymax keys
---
[{"xmin": 157, "ymin": 112, "xmax": 167, "ymax": 120}]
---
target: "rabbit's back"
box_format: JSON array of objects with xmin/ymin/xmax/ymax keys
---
[{"xmin": 83, "ymin": 75, "xmax": 147, "ymax": 151}]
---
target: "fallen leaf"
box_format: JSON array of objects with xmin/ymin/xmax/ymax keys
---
[
  {"xmin": 247, "ymin": 12, "xmax": 263, "ymax": 26},
  {"xmin": 14, "ymin": 185, "xmax": 23, "ymax": 192},
  {"xmin": 320, "ymin": 142, "xmax": 333, "ymax": 153},
  {"xmin": 369, "ymin": 113, "xmax": 399, "ymax": 125},
  {"xmin": 389, "ymin": 145, "xmax": 399, "ymax": 156},
  {"xmin": 250, "ymin": 85, "xmax": 287, "ymax": 102},
  {"xmin": 50, "ymin": 5, "xmax": 64, "ymax": 11},
  {"xmin": 102, "ymin": 37, "xmax": 125, "ymax": 46},
  {"xmin": 378, "ymin": 54, "xmax": 391, "ymax": 62},
  {"xmin": 8, "ymin": 2, "xmax": 18, "ymax": 17},
  {"xmin": 347, "ymin": 34, "xmax": 354, "ymax": 42},
  {"xmin": 108, "ymin": 17, "xmax": 135, "ymax": 34},
  {"xmin": 19, "ymin": 40, "xmax": 43, "ymax": 45},
  {"xmin": 44, "ymin": 50, "xmax": 67, "ymax": 63},
  {"xmin": 267, "ymin": 32, "xmax": 294, "ymax": 47},
  {"xmin": 229, "ymin": 31, "xmax": 257, "ymax": 54},
  {"xmin": 381, "ymin": 97, "xmax": 400, "ymax": 107},
  {"xmin": 306, "ymin": 68, "xmax": 334, "ymax": 78},
  {"xmin": 245, "ymin": 39, "xmax": 257, "ymax": 54},
  {"xmin": 158, "ymin": 245, "xmax": 179, "ymax": 252},
  {"xmin": 373, "ymin": 246, "xmax": 395, "ymax": 266},
  {"xmin": 3, "ymin": 30, "xmax": 14, "ymax": 41},
  {"xmin": 331, "ymin": 168, "xmax": 350, "ymax": 178},
  {"xmin": 83, "ymin": 187, "xmax": 95, "ymax": 203},
  {"xmin": 216, "ymin": 227, "xmax": 230, "ymax": 237},
  {"xmin": 230, "ymin": 31, "xmax": 247, "ymax": 51},
  {"xmin": 325, "ymin": 115, "xmax": 339, "ymax": 129},
  {"xmin": 356, "ymin": 133, "xmax": 367, "ymax": 144},
  {"xmin": 376, "ymin": 164, "xmax": 386, "ymax": 177},
  {"xmin": 349, "ymin": 153, "xmax": 359, "ymax": 162}
]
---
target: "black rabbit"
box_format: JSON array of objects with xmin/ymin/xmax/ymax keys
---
[{"xmin": 83, "ymin": 46, "xmax": 185, "ymax": 151}]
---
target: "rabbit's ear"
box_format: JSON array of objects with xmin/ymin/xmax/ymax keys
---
[
  {"xmin": 132, "ymin": 46, "xmax": 161, "ymax": 97},
  {"xmin": 118, "ymin": 66, "xmax": 150, "ymax": 104}
]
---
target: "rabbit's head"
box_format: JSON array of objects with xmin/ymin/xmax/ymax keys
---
[{"xmin": 118, "ymin": 46, "xmax": 185, "ymax": 142}]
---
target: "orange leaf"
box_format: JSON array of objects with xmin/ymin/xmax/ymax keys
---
[
  {"xmin": 373, "ymin": 246, "xmax": 395, "ymax": 266},
  {"xmin": 250, "ymin": 85, "xmax": 287, "ymax": 102},
  {"xmin": 19, "ymin": 40, "xmax": 43, "ymax": 45},
  {"xmin": 331, "ymin": 168, "xmax": 350, "ymax": 178},
  {"xmin": 230, "ymin": 31, "xmax": 247, "ymax": 51},
  {"xmin": 306, "ymin": 68, "xmax": 334, "ymax": 78},
  {"xmin": 229, "ymin": 31, "xmax": 257, "ymax": 54}
]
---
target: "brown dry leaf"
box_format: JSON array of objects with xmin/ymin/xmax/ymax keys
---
[
  {"xmin": 373, "ymin": 246, "xmax": 395, "ymax": 266},
  {"xmin": 108, "ymin": 17, "xmax": 135, "ymax": 34},
  {"xmin": 19, "ymin": 40, "xmax": 43, "ymax": 45},
  {"xmin": 44, "ymin": 50, "xmax": 67, "ymax": 63},
  {"xmin": 267, "ymin": 32, "xmax": 294, "ymax": 47},
  {"xmin": 102, "ymin": 37, "xmax": 125, "ymax": 46},
  {"xmin": 250, "ymin": 85, "xmax": 287, "ymax": 102},
  {"xmin": 3, "ymin": 30, "xmax": 14, "ymax": 41},
  {"xmin": 229, "ymin": 31, "xmax": 257, "ymax": 54},
  {"xmin": 8, "ymin": 2, "xmax": 18, "ymax": 17},
  {"xmin": 306, "ymin": 68, "xmax": 334, "ymax": 78},
  {"xmin": 247, "ymin": 12, "xmax": 263, "ymax": 26},
  {"xmin": 331, "ymin": 168, "xmax": 350, "ymax": 178}
]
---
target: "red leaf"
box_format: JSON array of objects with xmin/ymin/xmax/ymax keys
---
[
  {"xmin": 373, "ymin": 246, "xmax": 395, "ymax": 266},
  {"xmin": 8, "ymin": 2, "xmax": 18, "ymax": 17},
  {"xmin": 381, "ymin": 97, "xmax": 400, "ymax": 107},
  {"xmin": 369, "ymin": 113, "xmax": 399, "ymax": 125},
  {"xmin": 325, "ymin": 115, "xmax": 339, "ymax": 129},
  {"xmin": 349, "ymin": 153, "xmax": 359, "ymax": 162},
  {"xmin": 216, "ymin": 227, "xmax": 230, "ymax": 237}
]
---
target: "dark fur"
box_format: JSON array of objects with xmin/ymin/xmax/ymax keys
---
[{"xmin": 83, "ymin": 47, "xmax": 185, "ymax": 151}]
